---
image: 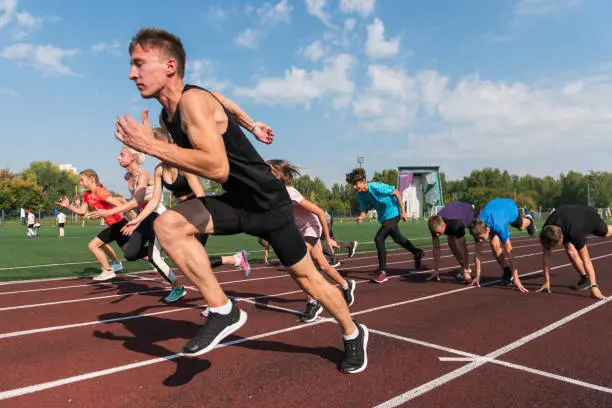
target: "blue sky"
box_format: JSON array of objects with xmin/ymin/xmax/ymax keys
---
[{"xmin": 2, "ymin": 0, "xmax": 612, "ymax": 196}]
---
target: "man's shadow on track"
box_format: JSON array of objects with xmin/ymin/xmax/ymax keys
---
[{"xmin": 94, "ymin": 304, "xmax": 211, "ymax": 387}]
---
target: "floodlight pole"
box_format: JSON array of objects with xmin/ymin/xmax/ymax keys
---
[{"xmin": 357, "ymin": 155, "xmax": 364, "ymax": 168}]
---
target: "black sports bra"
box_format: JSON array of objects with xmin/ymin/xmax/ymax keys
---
[{"xmin": 161, "ymin": 169, "xmax": 193, "ymax": 198}]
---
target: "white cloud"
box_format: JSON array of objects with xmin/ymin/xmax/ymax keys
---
[
  {"xmin": 0, "ymin": 86, "xmax": 18, "ymax": 96},
  {"xmin": 235, "ymin": 53, "xmax": 356, "ymax": 107},
  {"xmin": 91, "ymin": 40, "xmax": 121, "ymax": 56},
  {"xmin": 235, "ymin": 28, "xmax": 261, "ymax": 49},
  {"xmin": 340, "ymin": 0, "xmax": 375, "ymax": 17},
  {"xmin": 0, "ymin": 0, "xmax": 17, "ymax": 29},
  {"xmin": 344, "ymin": 18, "xmax": 356, "ymax": 31},
  {"xmin": 0, "ymin": 43, "xmax": 80, "ymax": 76},
  {"xmin": 514, "ymin": 0, "xmax": 585, "ymax": 16},
  {"xmin": 350, "ymin": 63, "xmax": 612, "ymax": 179},
  {"xmin": 205, "ymin": 5, "xmax": 228, "ymax": 23},
  {"xmin": 365, "ymin": 18, "xmax": 400, "ymax": 59},
  {"xmin": 305, "ymin": 0, "xmax": 334, "ymax": 26},
  {"xmin": 303, "ymin": 40, "xmax": 327, "ymax": 62},
  {"xmin": 186, "ymin": 60, "xmax": 229, "ymax": 91},
  {"xmin": 236, "ymin": 0, "xmax": 293, "ymax": 49}
]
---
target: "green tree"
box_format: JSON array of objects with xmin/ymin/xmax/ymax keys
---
[
  {"xmin": 0, "ymin": 172, "xmax": 44, "ymax": 210},
  {"xmin": 26, "ymin": 161, "xmax": 79, "ymax": 211},
  {"xmin": 371, "ymin": 169, "xmax": 398, "ymax": 187}
]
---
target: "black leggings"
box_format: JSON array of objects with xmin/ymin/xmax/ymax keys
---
[
  {"xmin": 375, "ymin": 216, "xmax": 420, "ymax": 271},
  {"xmin": 195, "ymin": 233, "xmax": 225, "ymax": 269}
]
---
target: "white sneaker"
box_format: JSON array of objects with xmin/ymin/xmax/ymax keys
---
[
  {"xmin": 93, "ymin": 269, "xmax": 116, "ymax": 281},
  {"xmin": 110, "ymin": 261, "xmax": 123, "ymax": 272}
]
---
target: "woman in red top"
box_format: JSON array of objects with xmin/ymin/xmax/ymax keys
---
[{"xmin": 57, "ymin": 169, "xmax": 129, "ymax": 281}]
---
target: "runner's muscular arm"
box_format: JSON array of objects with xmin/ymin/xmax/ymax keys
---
[
  {"xmin": 211, "ymin": 91, "xmax": 255, "ymax": 131},
  {"xmin": 128, "ymin": 165, "xmax": 164, "ymax": 225},
  {"xmin": 150, "ymin": 92, "xmax": 229, "ymax": 183}
]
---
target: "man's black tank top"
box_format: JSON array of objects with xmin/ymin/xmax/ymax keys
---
[
  {"xmin": 160, "ymin": 84, "xmax": 284, "ymax": 211},
  {"xmin": 161, "ymin": 169, "xmax": 193, "ymax": 198}
]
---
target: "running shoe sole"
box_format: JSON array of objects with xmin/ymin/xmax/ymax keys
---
[
  {"xmin": 182, "ymin": 310, "xmax": 248, "ymax": 357},
  {"xmin": 342, "ymin": 324, "xmax": 369, "ymax": 374}
]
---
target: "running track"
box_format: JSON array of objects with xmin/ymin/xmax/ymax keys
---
[{"xmin": 1, "ymin": 235, "xmax": 611, "ymax": 407}]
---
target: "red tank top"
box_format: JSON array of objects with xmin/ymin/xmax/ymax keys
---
[{"xmin": 83, "ymin": 187, "xmax": 123, "ymax": 226}]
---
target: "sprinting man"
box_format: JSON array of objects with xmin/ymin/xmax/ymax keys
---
[
  {"xmin": 114, "ymin": 28, "xmax": 368, "ymax": 373},
  {"xmin": 537, "ymin": 205, "xmax": 612, "ymax": 300},
  {"xmin": 56, "ymin": 210, "xmax": 66, "ymax": 238},
  {"xmin": 427, "ymin": 201, "xmax": 476, "ymax": 282},
  {"xmin": 322, "ymin": 211, "xmax": 358, "ymax": 268},
  {"xmin": 346, "ymin": 168, "xmax": 424, "ymax": 283},
  {"xmin": 468, "ymin": 197, "xmax": 536, "ymax": 291},
  {"xmin": 267, "ymin": 159, "xmax": 356, "ymax": 323},
  {"xmin": 123, "ymin": 127, "xmax": 252, "ymax": 278},
  {"xmin": 57, "ymin": 169, "xmax": 126, "ymax": 281}
]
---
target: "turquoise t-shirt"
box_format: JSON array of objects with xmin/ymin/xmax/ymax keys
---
[
  {"xmin": 477, "ymin": 198, "xmax": 519, "ymax": 243},
  {"xmin": 357, "ymin": 182, "xmax": 401, "ymax": 224}
]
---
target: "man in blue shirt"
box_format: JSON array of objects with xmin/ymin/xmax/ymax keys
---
[
  {"xmin": 468, "ymin": 198, "xmax": 536, "ymax": 291},
  {"xmin": 347, "ymin": 168, "xmax": 424, "ymax": 283}
]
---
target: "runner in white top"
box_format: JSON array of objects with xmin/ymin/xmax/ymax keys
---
[
  {"xmin": 26, "ymin": 210, "xmax": 35, "ymax": 237},
  {"xmin": 267, "ymin": 160, "xmax": 356, "ymax": 323},
  {"xmin": 56, "ymin": 210, "xmax": 67, "ymax": 237}
]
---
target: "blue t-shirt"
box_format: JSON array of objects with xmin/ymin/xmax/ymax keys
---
[
  {"xmin": 477, "ymin": 198, "xmax": 519, "ymax": 243},
  {"xmin": 357, "ymin": 182, "xmax": 400, "ymax": 224}
]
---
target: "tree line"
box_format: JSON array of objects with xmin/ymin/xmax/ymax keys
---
[{"xmin": 2, "ymin": 162, "xmax": 610, "ymax": 217}]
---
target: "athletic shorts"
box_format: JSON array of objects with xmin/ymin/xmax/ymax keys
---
[
  {"xmin": 594, "ymin": 215, "xmax": 609, "ymax": 237},
  {"xmin": 27, "ymin": 224, "xmax": 34, "ymax": 228},
  {"xmin": 201, "ymin": 193, "xmax": 307, "ymax": 267},
  {"xmin": 58, "ymin": 223, "xmax": 65, "ymax": 228},
  {"xmin": 97, "ymin": 219, "xmax": 130, "ymax": 247},
  {"xmin": 509, "ymin": 213, "xmax": 523, "ymax": 230},
  {"xmin": 303, "ymin": 235, "xmax": 320, "ymax": 247}
]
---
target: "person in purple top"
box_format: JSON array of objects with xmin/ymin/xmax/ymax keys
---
[{"xmin": 427, "ymin": 201, "xmax": 476, "ymax": 282}]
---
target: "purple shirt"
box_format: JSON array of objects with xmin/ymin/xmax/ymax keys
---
[{"xmin": 438, "ymin": 201, "xmax": 476, "ymax": 227}]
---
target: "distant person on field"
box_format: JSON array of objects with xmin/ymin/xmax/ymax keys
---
[
  {"xmin": 56, "ymin": 210, "xmax": 66, "ymax": 238},
  {"xmin": 537, "ymin": 205, "xmax": 612, "ymax": 300}
]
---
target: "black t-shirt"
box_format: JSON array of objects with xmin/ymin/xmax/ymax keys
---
[
  {"xmin": 443, "ymin": 218, "xmax": 466, "ymax": 238},
  {"xmin": 161, "ymin": 84, "xmax": 286, "ymax": 211},
  {"xmin": 543, "ymin": 205, "xmax": 608, "ymax": 250}
]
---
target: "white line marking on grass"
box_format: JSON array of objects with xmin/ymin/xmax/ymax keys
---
[{"xmin": 373, "ymin": 297, "xmax": 612, "ymax": 407}]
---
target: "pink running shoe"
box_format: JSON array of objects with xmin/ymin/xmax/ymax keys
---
[
  {"xmin": 237, "ymin": 250, "xmax": 251, "ymax": 278},
  {"xmin": 372, "ymin": 271, "xmax": 388, "ymax": 284}
]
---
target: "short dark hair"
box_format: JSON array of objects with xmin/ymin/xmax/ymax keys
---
[
  {"xmin": 428, "ymin": 215, "xmax": 444, "ymax": 234},
  {"xmin": 540, "ymin": 225, "xmax": 562, "ymax": 249},
  {"xmin": 346, "ymin": 168, "xmax": 366, "ymax": 184},
  {"xmin": 129, "ymin": 28, "xmax": 186, "ymax": 78},
  {"xmin": 468, "ymin": 220, "xmax": 488, "ymax": 238}
]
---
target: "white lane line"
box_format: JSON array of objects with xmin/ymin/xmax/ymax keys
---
[
  {"xmin": 0, "ymin": 248, "xmax": 606, "ymax": 400},
  {"xmin": 2, "ymin": 244, "xmax": 608, "ymax": 337},
  {"xmin": 373, "ymin": 297, "xmax": 612, "ymax": 407},
  {"xmin": 370, "ymin": 329, "xmax": 612, "ymax": 393},
  {"xmin": 0, "ymin": 235, "xmax": 540, "ymax": 283},
  {"xmin": 0, "ymin": 289, "xmax": 168, "ymax": 312}
]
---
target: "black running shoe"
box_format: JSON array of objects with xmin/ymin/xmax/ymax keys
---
[
  {"xmin": 500, "ymin": 268, "xmax": 513, "ymax": 286},
  {"xmin": 329, "ymin": 259, "xmax": 341, "ymax": 268},
  {"xmin": 571, "ymin": 275, "xmax": 590, "ymax": 291},
  {"xmin": 339, "ymin": 320, "xmax": 369, "ymax": 374},
  {"xmin": 348, "ymin": 241, "xmax": 358, "ymax": 258},
  {"xmin": 526, "ymin": 214, "xmax": 536, "ymax": 236},
  {"xmin": 342, "ymin": 280, "xmax": 356, "ymax": 307},
  {"xmin": 414, "ymin": 249, "xmax": 425, "ymax": 270},
  {"xmin": 182, "ymin": 303, "xmax": 247, "ymax": 357},
  {"xmin": 300, "ymin": 301, "xmax": 323, "ymax": 323}
]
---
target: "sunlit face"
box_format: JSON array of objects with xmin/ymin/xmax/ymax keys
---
[
  {"xmin": 118, "ymin": 148, "xmax": 135, "ymax": 168},
  {"xmin": 129, "ymin": 44, "xmax": 172, "ymax": 99},
  {"xmin": 475, "ymin": 228, "xmax": 491, "ymax": 242},
  {"xmin": 79, "ymin": 175, "xmax": 95, "ymax": 190},
  {"xmin": 352, "ymin": 180, "xmax": 368, "ymax": 192}
]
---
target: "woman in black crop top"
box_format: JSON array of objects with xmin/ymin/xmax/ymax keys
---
[{"xmin": 122, "ymin": 127, "xmax": 251, "ymax": 277}]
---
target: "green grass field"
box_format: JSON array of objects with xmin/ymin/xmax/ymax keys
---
[{"xmin": 0, "ymin": 218, "xmax": 546, "ymax": 282}]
